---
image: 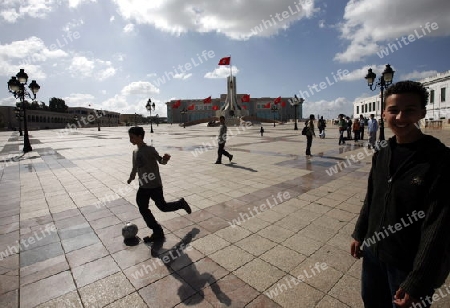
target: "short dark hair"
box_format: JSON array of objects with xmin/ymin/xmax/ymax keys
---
[
  {"xmin": 128, "ymin": 126, "xmax": 145, "ymax": 138},
  {"xmin": 220, "ymin": 116, "xmax": 225, "ymax": 120},
  {"xmin": 384, "ymin": 80, "xmax": 429, "ymax": 109}
]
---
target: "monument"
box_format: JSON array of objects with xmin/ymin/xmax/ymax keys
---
[{"xmin": 216, "ymin": 75, "xmax": 249, "ymax": 124}]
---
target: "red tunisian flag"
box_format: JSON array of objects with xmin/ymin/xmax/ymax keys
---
[
  {"xmin": 172, "ymin": 100, "xmax": 181, "ymax": 109},
  {"xmin": 212, "ymin": 105, "xmax": 219, "ymax": 111},
  {"xmin": 274, "ymin": 96, "xmax": 281, "ymax": 104},
  {"xmin": 203, "ymin": 96, "xmax": 212, "ymax": 104},
  {"xmin": 241, "ymin": 94, "xmax": 250, "ymax": 102},
  {"xmin": 263, "ymin": 102, "xmax": 271, "ymax": 108},
  {"xmin": 187, "ymin": 104, "xmax": 195, "ymax": 110},
  {"xmin": 218, "ymin": 57, "xmax": 231, "ymax": 65}
]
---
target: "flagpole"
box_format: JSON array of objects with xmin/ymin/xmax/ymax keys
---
[{"xmin": 229, "ymin": 54, "xmax": 232, "ymax": 79}]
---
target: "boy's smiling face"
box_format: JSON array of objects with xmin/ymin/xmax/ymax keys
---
[{"xmin": 383, "ymin": 93, "xmax": 426, "ymax": 143}]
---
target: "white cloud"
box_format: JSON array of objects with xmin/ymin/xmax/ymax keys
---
[
  {"xmin": 121, "ymin": 81, "xmax": 160, "ymax": 95},
  {"xmin": 173, "ymin": 72, "xmax": 192, "ymax": 80},
  {"xmin": 303, "ymin": 97, "xmax": 353, "ymax": 119},
  {"xmin": 110, "ymin": 16, "xmax": 115, "ymax": 22},
  {"xmin": 111, "ymin": 0, "xmax": 317, "ymax": 40},
  {"xmin": 335, "ymin": 0, "xmax": 450, "ymax": 62},
  {"xmin": 68, "ymin": 56, "xmax": 116, "ymax": 80},
  {"xmin": 63, "ymin": 93, "xmax": 95, "ymax": 106},
  {"xmin": 204, "ymin": 66, "xmax": 238, "ymax": 78},
  {"xmin": 400, "ymin": 70, "xmax": 439, "ymax": 81},
  {"xmin": 123, "ymin": 23, "xmax": 136, "ymax": 34}
]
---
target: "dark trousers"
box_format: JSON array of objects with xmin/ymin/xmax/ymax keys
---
[
  {"xmin": 339, "ymin": 130, "xmax": 345, "ymax": 144},
  {"xmin": 217, "ymin": 142, "xmax": 231, "ymax": 162},
  {"xmin": 360, "ymin": 127, "xmax": 365, "ymax": 140},
  {"xmin": 136, "ymin": 186, "xmax": 182, "ymax": 233},
  {"xmin": 362, "ymin": 248, "xmax": 433, "ymax": 308},
  {"xmin": 354, "ymin": 131, "xmax": 360, "ymax": 141},
  {"xmin": 306, "ymin": 135, "xmax": 313, "ymax": 155}
]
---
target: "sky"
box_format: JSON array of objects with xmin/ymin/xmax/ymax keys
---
[{"xmin": 0, "ymin": 0, "xmax": 449, "ymax": 118}]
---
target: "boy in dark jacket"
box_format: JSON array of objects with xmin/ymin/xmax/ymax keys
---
[{"xmin": 350, "ymin": 81, "xmax": 450, "ymax": 308}]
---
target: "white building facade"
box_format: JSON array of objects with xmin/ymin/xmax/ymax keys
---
[{"xmin": 354, "ymin": 70, "xmax": 450, "ymax": 120}]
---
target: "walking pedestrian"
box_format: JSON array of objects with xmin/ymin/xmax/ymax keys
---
[
  {"xmin": 260, "ymin": 126, "xmax": 264, "ymax": 136},
  {"xmin": 305, "ymin": 114, "xmax": 315, "ymax": 157},
  {"xmin": 359, "ymin": 114, "xmax": 365, "ymax": 140},
  {"xmin": 352, "ymin": 118, "xmax": 360, "ymax": 142},
  {"xmin": 338, "ymin": 114, "xmax": 346, "ymax": 145},
  {"xmin": 367, "ymin": 114, "xmax": 378, "ymax": 149},
  {"xmin": 215, "ymin": 116, "xmax": 233, "ymax": 164}
]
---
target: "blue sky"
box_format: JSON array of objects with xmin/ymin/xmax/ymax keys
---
[{"xmin": 0, "ymin": 0, "xmax": 449, "ymax": 118}]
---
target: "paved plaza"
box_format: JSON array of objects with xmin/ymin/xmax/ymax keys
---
[{"xmin": 1, "ymin": 123, "xmax": 449, "ymax": 308}]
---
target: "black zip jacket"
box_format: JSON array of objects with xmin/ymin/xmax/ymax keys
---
[{"xmin": 352, "ymin": 135, "xmax": 450, "ymax": 298}]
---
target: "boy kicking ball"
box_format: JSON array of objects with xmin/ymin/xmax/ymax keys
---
[{"xmin": 127, "ymin": 126, "xmax": 191, "ymax": 243}]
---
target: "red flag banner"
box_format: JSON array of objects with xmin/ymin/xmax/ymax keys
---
[
  {"xmin": 172, "ymin": 100, "xmax": 181, "ymax": 109},
  {"xmin": 242, "ymin": 105, "xmax": 247, "ymax": 110},
  {"xmin": 203, "ymin": 96, "xmax": 212, "ymax": 104},
  {"xmin": 274, "ymin": 96, "xmax": 281, "ymax": 104},
  {"xmin": 218, "ymin": 57, "xmax": 231, "ymax": 65},
  {"xmin": 187, "ymin": 104, "xmax": 195, "ymax": 110},
  {"xmin": 263, "ymin": 102, "xmax": 271, "ymax": 108},
  {"xmin": 212, "ymin": 105, "xmax": 219, "ymax": 111},
  {"xmin": 241, "ymin": 94, "xmax": 250, "ymax": 102},
  {"xmin": 281, "ymin": 101, "xmax": 286, "ymax": 107}
]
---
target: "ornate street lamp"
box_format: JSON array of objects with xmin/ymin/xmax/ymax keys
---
[
  {"xmin": 180, "ymin": 107, "xmax": 188, "ymax": 128},
  {"xmin": 7, "ymin": 69, "xmax": 40, "ymax": 153},
  {"xmin": 271, "ymin": 104, "xmax": 278, "ymax": 127},
  {"xmin": 365, "ymin": 64, "xmax": 395, "ymax": 141},
  {"xmin": 146, "ymin": 99, "xmax": 156, "ymax": 133},
  {"xmin": 14, "ymin": 105, "xmax": 23, "ymax": 136},
  {"xmin": 289, "ymin": 95, "xmax": 304, "ymax": 130}
]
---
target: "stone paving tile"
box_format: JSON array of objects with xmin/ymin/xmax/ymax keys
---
[
  {"xmin": 0, "ymin": 290, "xmax": 18, "ymax": 308},
  {"xmin": 260, "ymin": 245, "xmax": 306, "ymax": 273},
  {"xmin": 234, "ymin": 258, "xmax": 285, "ymax": 293},
  {"xmin": 60, "ymin": 231, "xmax": 100, "ymax": 253},
  {"xmin": 282, "ymin": 234, "xmax": 322, "ymax": 257},
  {"xmin": 35, "ymin": 290, "xmax": 83, "ymax": 308},
  {"xmin": 79, "ymin": 272, "xmax": 135, "ymax": 308},
  {"xmin": 19, "ymin": 241, "xmax": 64, "ymax": 267},
  {"xmin": 209, "ymin": 245, "xmax": 254, "ymax": 272},
  {"xmin": 66, "ymin": 242, "xmax": 109, "ymax": 268},
  {"xmin": 328, "ymin": 274, "xmax": 363, "ymax": 308},
  {"xmin": 72, "ymin": 255, "xmax": 120, "ymax": 288},
  {"xmin": 139, "ymin": 274, "xmax": 197, "ymax": 308},
  {"xmin": 20, "ymin": 270, "xmax": 76, "ymax": 308},
  {"xmin": 235, "ymin": 234, "xmax": 277, "ymax": 257},
  {"xmin": 315, "ymin": 295, "xmax": 350, "ymax": 308},
  {"xmin": 266, "ymin": 274, "xmax": 325, "ymax": 308},
  {"xmin": 104, "ymin": 292, "xmax": 148, "ymax": 308},
  {"xmin": 214, "ymin": 225, "xmax": 252, "ymax": 243},
  {"xmin": 190, "ymin": 233, "xmax": 230, "ymax": 256},
  {"xmin": 20, "ymin": 254, "xmax": 69, "ymax": 287}
]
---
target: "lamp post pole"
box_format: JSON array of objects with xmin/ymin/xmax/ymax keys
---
[
  {"xmin": 289, "ymin": 95, "xmax": 304, "ymax": 130},
  {"xmin": 365, "ymin": 64, "xmax": 395, "ymax": 141},
  {"xmin": 181, "ymin": 108, "xmax": 187, "ymax": 128},
  {"xmin": 146, "ymin": 99, "xmax": 155, "ymax": 133},
  {"xmin": 14, "ymin": 106, "xmax": 23, "ymax": 136},
  {"xmin": 7, "ymin": 69, "xmax": 40, "ymax": 153},
  {"xmin": 271, "ymin": 105, "xmax": 278, "ymax": 127}
]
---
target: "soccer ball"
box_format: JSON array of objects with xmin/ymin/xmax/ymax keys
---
[{"xmin": 122, "ymin": 222, "xmax": 138, "ymax": 239}]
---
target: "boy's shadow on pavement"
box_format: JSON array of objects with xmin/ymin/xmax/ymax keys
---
[
  {"xmin": 150, "ymin": 228, "xmax": 231, "ymax": 306},
  {"xmin": 224, "ymin": 163, "xmax": 258, "ymax": 172}
]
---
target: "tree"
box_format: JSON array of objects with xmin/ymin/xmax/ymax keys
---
[{"xmin": 49, "ymin": 98, "xmax": 68, "ymax": 113}]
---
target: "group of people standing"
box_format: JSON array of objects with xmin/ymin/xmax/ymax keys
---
[{"xmin": 304, "ymin": 113, "xmax": 381, "ymax": 156}]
